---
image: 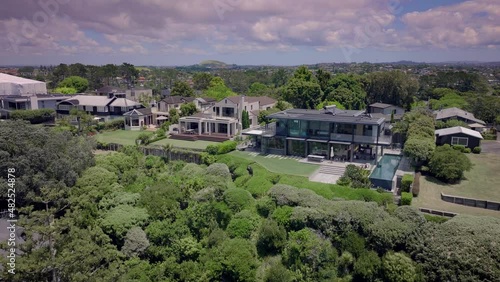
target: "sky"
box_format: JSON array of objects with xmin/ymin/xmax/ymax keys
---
[{"xmin": 0, "ymin": 0, "xmax": 499, "ymax": 66}]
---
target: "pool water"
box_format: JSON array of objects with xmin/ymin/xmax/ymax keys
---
[{"xmin": 369, "ymin": 154, "xmax": 402, "ymax": 190}]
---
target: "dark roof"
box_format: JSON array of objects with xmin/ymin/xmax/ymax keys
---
[
  {"xmin": 200, "ymin": 97, "xmax": 217, "ymax": 103},
  {"xmin": 434, "ymin": 107, "xmax": 485, "ymax": 125},
  {"xmin": 226, "ymin": 96, "xmax": 242, "ymax": 104},
  {"xmin": 96, "ymin": 86, "xmax": 127, "ymax": 93},
  {"xmin": 369, "ymin": 102, "xmax": 395, "ymax": 109},
  {"xmin": 161, "ymin": 96, "xmax": 195, "ymax": 104},
  {"xmin": 267, "ymin": 108, "xmax": 385, "ymax": 125},
  {"xmin": 246, "ymin": 96, "xmax": 277, "ymax": 105}
]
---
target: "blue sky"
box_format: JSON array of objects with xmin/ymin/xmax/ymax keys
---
[{"xmin": 0, "ymin": 0, "xmax": 498, "ymax": 66}]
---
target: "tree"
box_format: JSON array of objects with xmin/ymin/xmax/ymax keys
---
[
  {"xmin": 353, "ymin": 251, "xmax": 382, "ymax": 282},
  {"xmin": 257, "ymin": 219, "xmax": 287, "ymax": 256},
  {"xmin": 68, "ymin": 63, "xmax": 88, "ymax": 77},
  {"xmin": 54, "ymin": 86, "xmax": 78, "ymax": 94},
  {"xmin": 193, "ymin": 72, "xmax": 214, "ymax": 90},
  {"xmin": 169, "ymin": 108, "xmax": 179, "ymax": 124},
  {"xmin": 364, "ymin": 71, "xmax": 418, "ymax": 110},
  {"xmin": 226, "ymin": 210, "xmax": 260, "ymax": 239},
  {"xmin": 171, "ymin": 81, "xmax": 195, "ymax": 97},
  {"xmin": 58, "ymin": 76, "xmax": 89, "ymax": 93},
  {"xmin": 204, "ymin": 77, "xmax": 237, "ymax": 101},
  {"xmin": 283, "ymin": 78, "xmax": 322, "ymax": 109},
  {"xmin": 122, "ymin": 227, "xmax": 150, "ymax": 258},
  {"xmin": 383, "ymin": 252, "xmax": 416, "ymax": 282},
  {"xmin": 272, "ymin": 69, "xmax": 289, "ymax": 87},
  {"xmin": 315, "ymin": 69, "xmax": 331, "ymax": 92},
  {"xmin": 179, "ymin": 102, "xmax": 198, "ymax": 117},
  {"xmin": 242, "ymin": 110, "xmax": 250, "ymax": 129},
  {"xmin": 315, "ymin": 100, "xmax": 346, "ymax": 110},
  {"xmin": 403, "ymin": 138, "xmax": 436, "ymax": 164},
  {"xmin": 248, "ymin": 82, "xmax": 268, "ymax": 95},
  {"xmin": 428, "ymin": 145, "xmax": 472, "ymax": 183},
  {"xmin": 119, "ymin": 63, "xmax": 139, "ymax": 84}
]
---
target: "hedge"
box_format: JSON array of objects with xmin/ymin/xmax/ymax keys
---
[
  {"xmin": 401, "ymin": 192, "xmax": 413, "ymax": 206},
  {"xmin": 452, "ymin": 145, "xmax": 466, "ymax": 153},
  {"xmin": 206, "ymin": 140, "xmax": 238, "ymax": 155},
  {"xmin": 412, "ymin": 173, "xmax": 421, "ymax": 197},
  {"xmin": 10, "ymin": 109, "xmax": 55, "ymax": 124},
  {"xmin": 473, "ymin": 146, "xmax": 481, "ymax": 154},
  {"xmin": 463, "ymin": 148, "xmax": 471, "ymax": 154},
  {"xmin": 401, "ymin": 174, "xmax": 413, "ymax": 193}
]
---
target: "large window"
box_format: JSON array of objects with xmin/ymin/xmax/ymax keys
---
[
  {"xmin": 58, "ymin": 104, "xmax": 72, "ymax": 111},
  {"xmin": 287, "ymin": 140, "xmax": 305, "ymax": 156},
  {"xmin": 451, "ymin": 137, "xmax": 468, "ymax": 146},
  {"xmin": 308, "ymin": 141, "xmax": 328, "ymax": 156},
  {"xmin": 335, "ymin": 123, "xmax": 354, "ymax": 135},
  {"xmin": 363, "ymin": 125, "xmax": 373, "ymax": 136},
  {"xmin": 267, "ymin": 137, "xmax": 285, "ymax": 150},
  {"xmin": 222, "ymin": 107, "xmax": 235, "ymax": 117},
  {"xmin": 288, "ymin": 120, "xmax": 307, "ymax": 137},
  {"xmin": 309, "ymin": 121, "xmax": 330, "ymax": 139}
]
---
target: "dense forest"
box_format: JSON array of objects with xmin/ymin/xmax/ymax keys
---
[{"xmin": 1, "ymin": 121, "xmax": 499, "ymax": 281}]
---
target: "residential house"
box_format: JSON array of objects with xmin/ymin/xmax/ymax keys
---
[
  {"xmin": 0, "ymin": 94, "xmax": 72, "ymax": 118},
  {"xmin": 434, "ymin": 107, "xmax": 485, "ymax": 125},
  {"xmin": 176, "ymin": 95, "xmax": 276, "ymax": 140},
  {"xmin": 123, "ymin": 108, "xmax": 154, "ymax": 130},
  {"xmin": 368, "ymin": 103, "xmax": 405, "ymax": 122},
  {"xmin": 243, "ymin": 106, "xmax": 392, "ymax": 160},
  {"xmin": 56, "ymin": 95, "xmax": 147, "ymax": 124},
  {"xmin": 435, "ymin": 126, "xmax": 483, "ymax": 149},
  {"xmin": 96, "ymin": 85, "xmax": 153, "ymax": 103}
]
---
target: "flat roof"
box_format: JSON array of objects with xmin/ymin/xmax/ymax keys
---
[{"xmin": 268, "ymin": 108, "xmax": 385, "ymax": 125}]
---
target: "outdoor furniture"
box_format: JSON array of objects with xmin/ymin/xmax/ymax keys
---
[
  {"xmin": 185, "ymin": 129, "xmax": 195, "ymax": 134},
  {"xmin": 308, "ymin": 155, "xmax": 325, "ymax": 162}
]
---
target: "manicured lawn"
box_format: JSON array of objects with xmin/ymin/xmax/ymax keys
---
[
  {"xmin": 412, "ymin": 153, "xmax": 500, "ymax": 218},
  {"xmin": 95, "ymin": 130, "xmax": 217, "ymax": 150},
  {"xmin": 151, "ymin": 138, "xmax": 217, "ymax": 150},
  {"xmin": 95, "ymin": 130, "xmax": 144, "ymax": 146},
  {"xmin": 229, "ymin": 150, "xmax": 319, "ymax": 177}
]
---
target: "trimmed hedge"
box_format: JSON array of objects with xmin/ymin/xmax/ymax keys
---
[
  {"xmin": 401, "ymin": 174, "xmax": 413, "ymax": 193},
  {"xmin": 473, "ymin": 146, "xmax": 481, "ymax": 154},
  {"xmin": 401, "ymin": 192, "xmax": 413, "ymax": 206},
  {"xmin": 463, "ymin": 148, "xmax": 471, "ymax": 154},
  {"xmin": 412, "ymin": 173, "xmax": 421, "ymax": 197},
  {"xmin": 206, "ymin": 140, "xmax": 238, "ymax": 155},
  {"xmin": 452, "ymin": 145, "xmax": 466, "ymax": 153},
  {"xmin": 10, "ymin": 109, "xmax": 55, "ymax": 124}
]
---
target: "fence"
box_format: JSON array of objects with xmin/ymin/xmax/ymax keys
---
[
  {"xmin": 96, "ymin": 143, "xmax": 204, "ymax": 164},
  {"xmin": 418, "ymin": 208, "xmax": 457, "ymax": 218},
  {"xmin": 441, "ymin": 193, "xmax": 500, "ymax": 211}
]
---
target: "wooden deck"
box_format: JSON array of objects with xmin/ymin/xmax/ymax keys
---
[{"xmin": 170, "ymin": 133, "xmax": 230, "ymax": 142}]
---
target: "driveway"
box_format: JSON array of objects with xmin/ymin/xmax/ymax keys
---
[{"xmin": 481, "ymin": 140, "xmax": 500, "ymax": 155}]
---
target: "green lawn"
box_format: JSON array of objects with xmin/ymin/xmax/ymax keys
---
[
  {"xmin": 95, "ymin": 130, "xmax": 144, "ymax": 146},
  {"xmin": 412, "ymin": 153, "xmax": 500, "ymax": 218},
  {"xmin": 229, "ymin": 150, "xmax": 319, "ymax": 177},
  {"xmin": 94, "ymin": 130, "xmax": 217, "ymax": 149},
  {"xmin": 151, "ymin": 138, "xmax": 217, "ymax": 150}
]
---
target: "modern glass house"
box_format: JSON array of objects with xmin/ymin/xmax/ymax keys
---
[{"xmin": 244, "ymin": 106, "xmax": 392, "ymax": 162}]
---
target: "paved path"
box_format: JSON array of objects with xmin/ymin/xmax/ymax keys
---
[{"xmin": 309, "ymin": 163, "xmax": 347, "ymax": 184}]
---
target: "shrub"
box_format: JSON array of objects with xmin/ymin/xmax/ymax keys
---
[
  {"xmin": 401, "ymin": 174, "xmax": 413, "ymax": 193},
  {"xmin": 429, "ymin": 145, "xmax": 472, "ymax": 183},
  {"xmin": 205, "ymin": 144, "xmax": 219, "ymax": 155},
  {"xmin": 340, "ymin": 164, "xmax": 371, "ymax": 189},
  {"xmin": 10, "ymin": 109, "xmax": 55, "ymax": 124},
  {"xmin": 401, "ymin": 192, "xmax": 413, "ymax": 206},
  {"xmin": 412, "ymin": 173, "xmax": 421, "ymax": 197},
  {"xmin": 218, "ymin": 140, "xmax": 237, "ymax": 154},
  {"xmin": 135, "ymin": 132, "xmax": 153, "ymax": 145},
  {"xmin": 206, "ymin": 163, "xmax": 232, "ymax": 180},
  {"xmin": 452, "ymin": 145, "xmax": 466, "ymax": 152},
  {"xmin": 463, "ymin": 148, "xmax": 471, "ymax": 154},
  {"xmin": 200, "ymin": 152, "xmax": 216, "ymax": 165},
  {"xmin": 103, "ymin": 119, "xmax": 125, "ymax": 130},
  {"xmin": 473, "ymin": 146, "xmax": 481, "ymax": 154},
  {"xmin": 226, "ymin": 210, "xmax": 260, "ymax": 238},
  {"xmin": 256, "ymin": 197, "xmax": 276, "ymax": 217},
  {"xmin": 223, "ymin": 188, "xmax": 254, "ymax": 212}
]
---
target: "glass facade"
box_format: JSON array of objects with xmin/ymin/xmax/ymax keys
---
[
  {"xmin": 308, "ymin": 141, "xmax": 328, "ymax": 156},
  {"xmin": 308, "ymin": 121, "xmax": 330, "ymax": 139},
  {"xmin": 287, "ymin": 140, "xmax": 306, "ymax": 156},
  {"xmin": 288, "ymin": 119, "xmax": 308, "ymax": 137}
]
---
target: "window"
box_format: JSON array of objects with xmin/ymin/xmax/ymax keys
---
[
  {"xmin": 451, "ymin": 137, "xmax": 468, "ymax": 146},
  {"xmin": 251, "ymin": 105, "xmax": 253, "ymax": 110},
  {"xmin": 58, "ymin": 105, "xmax": 71, "ymax": 111}
]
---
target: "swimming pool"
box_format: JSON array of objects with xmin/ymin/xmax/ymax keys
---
[{"xmin": 369, "ymin": 154, "xmax": 402, "ymax": 190}]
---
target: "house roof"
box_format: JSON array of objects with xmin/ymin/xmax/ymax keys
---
[
  {"xmin": 161, "ymin": 96, "xmax": 195, "ymax": 104},
  {"xmin": 267, "ymin": 108, "xmax": 385, "ymax": 125},
  {"xmin": 468, "ymin": 123, "xmax": 486, "ymax": 128},
  {"xmin": 198, "ymin": 97, "xmax": 217, "ymax": 103},
  {"xmin": 123, "ymin": 107, "xmax": 152, "ymax": 116},
  {"xmin": 60, "ymin": 95, "xmax": 113, "ymax": 107},
  {"xmin": 434, "ymin": 107, "xmax": 485, "ymax": 125},
  {"xmin": 369, "ymin": 102, "xmax": 395, "ymax": 109},
  {"xmin": 96, "ymin": 85, "xmax": 127, "ymax": 93},
  {"xmin": 109, "ymin": 98, "xmax": 142, "ymax": 107},
  {"xmin": 435, "ymin": 126, "xmax": 483, "ymax": 139},
  {"xmin": 225, "ymin": 95, "xmax": 276, "ymax": 106}
]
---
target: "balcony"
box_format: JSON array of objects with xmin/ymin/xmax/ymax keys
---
[
  {"xmin": 330, "ymin": 133, "xmax": 352, "ymax": 142},
  {"xmin": 353, "ymin": 134, "xmax": 392, "ymax": 145}
]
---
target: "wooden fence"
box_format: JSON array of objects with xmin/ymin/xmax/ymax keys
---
[
  {"xmin": 96, "ymin": 143, "xmax": 204, "ymax": 164},
  {"xmin": 441, "ymin": 193, "xmax": 500, "ymax": 211},
  {"xmin": 418, "ymin": 208, "xmax": 457, "ymax": 218}
]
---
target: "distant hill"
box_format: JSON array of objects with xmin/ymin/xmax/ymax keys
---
[{"xmin": 199, "ymin": 60, "xmax": 228, "ymax": 67}]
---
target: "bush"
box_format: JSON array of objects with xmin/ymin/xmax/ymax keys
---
[
  {"xmin": 226, "ymin": 210, "xmax": 260, "ymax": 238},
  {"xmin": 206, "ymin": 163, "xmax": 232, "ymax": 181},
  {"xmin": 135, "ymin": 132, "xmax": 153, "ymax": 145},
  {"xmin": 401, "ymin": 192, "xmax": 413, "ymax": 206},
  {"xmin": 200, "ymin": 152, "xmax": 216, "ymax": 165},
  {"xmin": 218, "ymin": 140, "xmax": 237, "ymax": 154},
  {"xmin": 10, "ymin": 109, "xmax": 55, "ymax": 124},
  {"xmin": 472, "ymin": 146, "xmax": 481, "ymax": 154},
  {"xmin": 206, "ymin": 144, "xmax": 219, "ymax": 155},
  {"xmin": 429, "ymin": 145, "xmax": 472, "ymax": 183},
  {"xmin": 463, "ymin": 148, "xmax": 471, "ymax": 154},
  {"xmin": 412, "ymin": 173, "xmax": 420, "ymax": 197},
  {"xmin": 103, "ymin": 119, "xmax": 125, "ymax": 130},
  {"xmin": 223, "ymin": 188, "xmax": 254, "ymax": 212},
  {"xmin": 452, "ymin": 145, "xmax": 466, "ymax": 152},
  {"xmin": 401, "ymin": 174, "xmax": 413, "ymax": 193}
]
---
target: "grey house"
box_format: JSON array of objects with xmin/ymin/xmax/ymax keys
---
[
  {"xmin": 435, "ymin": 126, "xmax": 483, "ymax": 149},
  {"xmin": 368, "ymin": 103, "xmax": 405, "ymax": 115}
]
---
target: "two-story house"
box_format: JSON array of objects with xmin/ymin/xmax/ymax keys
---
[
  {"xmin": 244, "ymin": 106, "xmax": 392, "ymax": 161},
  {"xmin": 96, "ymin": 86, "xmax": 153, "ymax": 103},
  {"xmin": 434, "ymin": 107, "xmax": 485, "ymax": 125},
  {"xmin": 176, "ymin": 95, "xmax": 276, "ymax": 140}
]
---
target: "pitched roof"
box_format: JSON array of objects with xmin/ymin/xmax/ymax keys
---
[
  {"xmin": 434, "ymin": 107, "xmax": 485, "ymax": 125},
  {"xmin": 161, "ymin": 96, "xmax": 195, "ymax": 104},
  {"xmin": 123, "ymin": 107, "xmax": 152, "ymax": 116},
  {"xmin": 60, "ymin": 95, "xmax": 113, "ymax": 107},
  {"xmin": 109, "ymin": 98, "xmax": 142, "ymax": 107},
  {"xmin": 246, "ymin": 96, "xmax": 277, "ymax": 106},
  {"xmin": 369, "ymin": 102, "xmax": 394, "ymax": 109},
  {"xmin": 435, "ymin": 126, "xmax": 483, "ymax": 139}
]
